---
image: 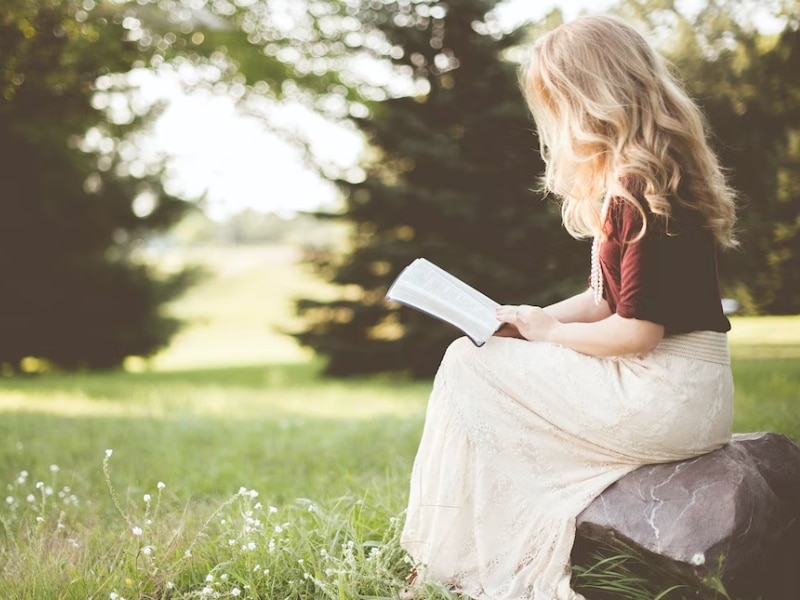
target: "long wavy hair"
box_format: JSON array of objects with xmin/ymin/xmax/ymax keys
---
[{"xmin": 520, "ymin": 14, "xmax": 737, "ymax": 247}]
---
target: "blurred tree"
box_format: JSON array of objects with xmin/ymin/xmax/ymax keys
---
[
  {"xmin": 0, "ymin": 0, "xmax": 200, "ymax": 371},
  {"xmin": 291, "ymin": 1, "xmax": 588, "ymax": 377},
  {"xmin": 616, "ymin": 0, "xmax": 800, "ymax": 313}
]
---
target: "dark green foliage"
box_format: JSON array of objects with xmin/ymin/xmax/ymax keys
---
[
  {"xmin": 699, "ymin": 25, "xmax": 800, "ymax": 314},
  {"xmin": 294, "ymin": 1, "xmax": 588, "ymax": 377},
  {"xmin": 0, "ymin": 0, "xmax": 198, "ymax": 371}
]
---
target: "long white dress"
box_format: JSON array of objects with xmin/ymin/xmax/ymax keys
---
[{"xmin": 400, "ymin": 330, "xmax": 734, "ymax": 600}]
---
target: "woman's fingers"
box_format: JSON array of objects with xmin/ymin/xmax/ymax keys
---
[
  {"xmin": 496, "ymin": 305, "xmax": 522, "ymax": 323},
  {"xmin": 496, "ymin": 304, "xmax": 538, "ymax": 323},
  {"xmin": 495, "ymin": 305, "xmax": 557, "ymax": 342}
]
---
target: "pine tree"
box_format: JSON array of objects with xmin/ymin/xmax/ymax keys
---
[
  {"xmin": 294, "ymin": 1, "xmax": 587, "ymax": 377},
  {"xmin": 0, "ymin": 0, "xmax": 199, "ymax": 371}
]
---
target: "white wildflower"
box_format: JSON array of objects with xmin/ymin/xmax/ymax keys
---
[
  {"xmin": 157, "ymin": 481, "xmax": 166, "ymax": 490},
  {"xmin": 132, "ymin": 526, "xmax": 143, "ymax": 536},
  {"xmin": 143, "ymin": 494, "xmax": 151, "ymax": 503},
  {"xmin": 231, "ymin": 588, "xmax": 241, "ymax": 597},
  {"xmin": 268, "ymin": 505, "xmax": 278, "ymax": 514},
  {"xmin": 105, "ymin": 449, "xmax": 113, "ymax": 458},
  {"xmin": 691, "ymin": 552, "xmax": 706, "ymax": 566},
  {"xmin": 49, "ymin": 464, "xmax": 60, "ymax": 473}
]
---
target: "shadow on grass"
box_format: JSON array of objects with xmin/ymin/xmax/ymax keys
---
[{"xmin": 0, "ymin": 359, "xmax": 434, "ymax": 401}]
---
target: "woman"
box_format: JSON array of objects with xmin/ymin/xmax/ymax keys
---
[{"xmin": 400, "ymin": 14, "xmax": 737, "ymax": 600}]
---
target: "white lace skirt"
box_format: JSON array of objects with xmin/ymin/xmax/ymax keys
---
[{"xmin": 400, "ymin": 331, "xmax": 734, "ymax": 600}]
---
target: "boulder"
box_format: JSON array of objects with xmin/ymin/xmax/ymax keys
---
[{"xmin": 574, "ymin": 432, "xmax": 800, "ymax": 600}]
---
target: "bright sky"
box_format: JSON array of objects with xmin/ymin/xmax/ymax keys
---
[
  {"xmin": 140, "ymin": 0, "xmax": 780, "ymax": 220},
  {"xmin": 136, "ymin": 0, "xmax": 620, "ymax": 219}
]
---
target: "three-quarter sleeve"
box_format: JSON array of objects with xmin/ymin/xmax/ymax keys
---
[
  {"xmin": 600, "ymin": 198, "xmax": 665, "ymax": 325},
  {"xmin": 616, "ymin": 203, "xmax": 660, "ymax": 321}
]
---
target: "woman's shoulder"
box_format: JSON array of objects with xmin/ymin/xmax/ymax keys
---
[
  {"xmin": 609, "ymin": 175, "xmax": 703, "ymax": 240},
  {"xmin": 605, "ymin": 187, "xmax": 646, "ymax": 243}
]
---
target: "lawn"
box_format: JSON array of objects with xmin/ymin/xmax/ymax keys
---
[{"xmin": 0, "ymin": 244, "xmax": 797, "ymax": 600}]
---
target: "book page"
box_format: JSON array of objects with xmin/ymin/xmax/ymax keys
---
[{"xmin": 386, "ymin": 259, "xmax": 501, "ymax": 345}]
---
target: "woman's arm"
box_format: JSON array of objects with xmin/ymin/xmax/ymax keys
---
[
  {"xmin": 495, "ymin": 305, "xmax": 664, "ymax": 357},
  {"xmin": 494, "ymin": 288, "xmax": 611, "ymax": 339},
  {"xmin": 546, "ymin": 314, "xmax": 664, "ymax": 356},
  {"xmin": 543, "ymin": 287, "xmax": 612, "ymax": 323}
]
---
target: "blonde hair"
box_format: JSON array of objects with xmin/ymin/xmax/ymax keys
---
[{"xmin": 521, "ymin": 14, "xmax": 737, "ymax": 247}]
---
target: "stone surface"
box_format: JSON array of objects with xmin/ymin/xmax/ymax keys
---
[{"xmin": 574, "ymin": 432, "xmax": 800, "ymax": 600}]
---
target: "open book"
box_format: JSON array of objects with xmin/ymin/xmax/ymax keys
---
[{"xmin": 385, "ymin": 258, "xmax": 502, "ymax": 347}]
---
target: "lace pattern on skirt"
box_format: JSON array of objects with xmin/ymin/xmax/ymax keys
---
[{"xmin": 401, "ymin": 331, "xmax": 734, "ymax": 600}]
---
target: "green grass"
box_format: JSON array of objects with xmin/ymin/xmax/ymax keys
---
[
  {"xmin": 0, "ymin": 245, "xmax": 798, "ymax": 599},
  {"xmin": 0, "ymin": 360, "xmax": 431, "ymax": 599},
  {"xmin": 729, "ymin": 315, "xmax": 800, "ymax": 437}
]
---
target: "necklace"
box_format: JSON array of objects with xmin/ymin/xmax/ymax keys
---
[{"xmin": 590, "ymin": 191, "xmax": 613, "ymax": 306}]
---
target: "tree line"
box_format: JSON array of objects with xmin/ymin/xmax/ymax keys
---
[{"xmin": 1, "ymin": 0, "xmax": 797, "ymax": 375}]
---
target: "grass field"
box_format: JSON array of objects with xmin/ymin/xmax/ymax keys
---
[{"xmin": 0, "ymin": 244, "xmax": 797, "ymax": 600}]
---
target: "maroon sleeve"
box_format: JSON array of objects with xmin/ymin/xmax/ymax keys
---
[{"xmin": 611, "ymin": 200, "xmax": 662, "ymax": 323}]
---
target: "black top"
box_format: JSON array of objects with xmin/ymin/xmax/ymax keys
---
[{"xmin": 598, "ymin": 191, "xmax": 730, "ymax": 335}]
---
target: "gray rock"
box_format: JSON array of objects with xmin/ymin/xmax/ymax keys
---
[{"xmin": 574, "ymin": 432, "xmax": 800, "ymax": 600}]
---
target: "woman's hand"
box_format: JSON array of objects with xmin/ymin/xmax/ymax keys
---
[
  {"xmin": 496, "ymin": 305, "xmax": 561, "ymax": 343},
  {"xmin": 498, "ymin": 304, "xmax": 665, "ymax": 356}
]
